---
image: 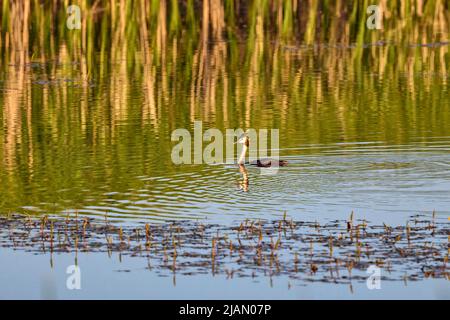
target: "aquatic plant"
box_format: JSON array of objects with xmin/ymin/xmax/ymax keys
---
[{"xmin": 0, "ymin": 211, "xmax": 448, "ymax": 285}]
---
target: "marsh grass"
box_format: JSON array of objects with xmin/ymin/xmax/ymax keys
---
[{"xmin": 7, "ymin": 210, "xmax": 444, "ymax": 285}]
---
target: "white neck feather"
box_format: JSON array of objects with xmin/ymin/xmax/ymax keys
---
[{"xmin": 238, "ymin": 145, "xmax": 247, "ymax": 164}]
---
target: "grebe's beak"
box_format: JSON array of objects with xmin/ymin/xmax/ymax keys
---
[{"xmin": 235, "ymin": 132, "xmax": 248, "ymax": 144}]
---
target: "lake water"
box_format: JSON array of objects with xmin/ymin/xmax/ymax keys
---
[
  {"xmin": 1, "ymin": 44, "xmax": 449, "ymax": 226},
  {"xmin": 0, "ymin": 1, "xmax": 449, "ymax": 299}
]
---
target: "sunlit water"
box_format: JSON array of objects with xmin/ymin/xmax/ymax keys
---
[
  {"xmin": 1, "ymin": 1, "xmax": 449, "ymax": 298},
  {"xmin": 1, "ymin": 56, "xmax": 449, "ymax": 225},
  {"xmin": 62, "ymin": 142, "xmax": 450, "ymax": 226}
]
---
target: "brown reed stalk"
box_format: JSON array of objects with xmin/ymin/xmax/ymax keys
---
[
  {"xmin": 211, "ymin": 237, "xmax": 216, "ymax": 259},
  {"xmin": 50, "ymin": 221, "xmax": 54, "ymax": 251},
  {"xmin": 119, "ymin": 227, "xmax": 123, "ymax": 242},
  {"xmin": 329, "ymin": 236, "xmax": 333, "ymax": 257},
  {"xmin": 406, "ymin": 222, "xmax": 411, "ymax": 245}
]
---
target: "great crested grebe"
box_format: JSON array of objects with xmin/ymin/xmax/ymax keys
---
[{"xmin": 237, "ymin": 133, "xmax": 288, "ymax": 167}]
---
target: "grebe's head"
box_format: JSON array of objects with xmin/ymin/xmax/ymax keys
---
[{"xmin": 237, "ymin": 133, "xmax": 250, "ymax": 147}]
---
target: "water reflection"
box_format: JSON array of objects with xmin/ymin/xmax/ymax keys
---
[
  {"xmin": 238, "ymin": 164, "xmax": 249, "ymax": 192},
  {"xmin": 0, "ymin": 1, "xmax": 449, "ymax": 223}
]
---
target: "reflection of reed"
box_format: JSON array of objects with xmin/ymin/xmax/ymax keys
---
[
  {"xmin": 2, "ymin": 1, "xmax": 30, "ymax": 172},
  {"xmin": 0, "ymin": 1, "xmax": 449, "ymax": 210}
]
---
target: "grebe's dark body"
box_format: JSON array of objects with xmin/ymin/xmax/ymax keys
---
[{"xmin": 251, "ymin": 159, "xmax": 288, "ymax": 167}]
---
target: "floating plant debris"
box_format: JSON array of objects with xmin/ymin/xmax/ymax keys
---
[{"xmin": 0, "ymin": 213, "xmax": 448, "ymax": 284}]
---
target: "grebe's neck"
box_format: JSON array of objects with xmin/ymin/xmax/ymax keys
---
[{"xmin": 238, "ymin": 144, "xmax": 247, "ymax": 164}]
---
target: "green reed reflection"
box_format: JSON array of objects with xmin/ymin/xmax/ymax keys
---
[{"xmin": 0, "ymin": 1, "xmax": 449, "ymax": 216}]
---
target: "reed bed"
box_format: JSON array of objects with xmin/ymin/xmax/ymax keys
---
[{"xmin": 1, "ymin": 211, "xmax": 448, "ymax": 284}]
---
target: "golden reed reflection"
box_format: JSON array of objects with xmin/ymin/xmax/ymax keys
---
[{"xmin": 0, "ymin": 1, "xmax": 449, "ymax": 211}]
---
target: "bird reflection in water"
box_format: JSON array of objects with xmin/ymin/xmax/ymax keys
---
[{"xmin": 238, "ymin": 164, "xmax": 249, "ymax": 192}]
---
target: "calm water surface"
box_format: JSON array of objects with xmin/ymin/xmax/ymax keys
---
[
  {"xmin": 0, "ymin": 1, "xmax": 449, "ymax": 299},
  {"xmin": 1, "ymin": 44, "xmax": 449, "ymax": 226}
]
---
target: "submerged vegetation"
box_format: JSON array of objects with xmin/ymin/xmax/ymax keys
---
[{"xmin": 1, "ymin": 211, "xmax": 448, "ymax": 286}]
